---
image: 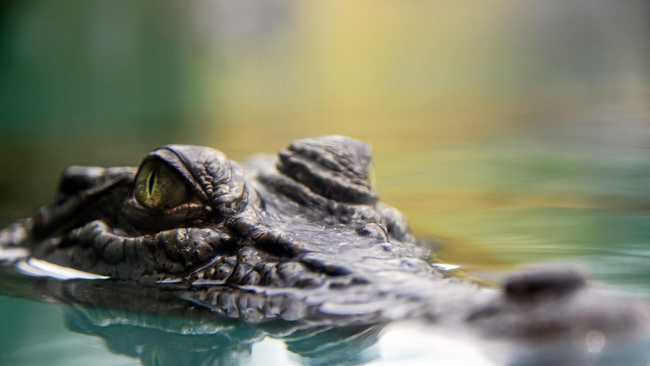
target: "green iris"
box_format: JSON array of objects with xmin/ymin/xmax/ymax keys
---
[{"xmin": 135, "ymin": 160, "xmax": 188, "ymax": 210}]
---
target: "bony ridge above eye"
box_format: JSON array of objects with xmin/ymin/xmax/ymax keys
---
[{"xmin": 134, "ymin": 159, "xmax": 189, "ymax": 210}]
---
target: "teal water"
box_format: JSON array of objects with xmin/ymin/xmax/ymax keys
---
[
  {"xmin": 1, "ymin": 286, "xmax": 650, "ymax": 366},
  {"xmin": 0, "ymin": 296, "xmax": 135, "ymax": 366},
  {"xmin": 0, "ymin": 294, "xmax": 509, "ymax": 366}
]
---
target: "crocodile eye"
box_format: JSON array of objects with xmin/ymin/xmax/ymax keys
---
[{"xmin": 134, "ymin": 160, "xmax": 188, "ymax": 210}]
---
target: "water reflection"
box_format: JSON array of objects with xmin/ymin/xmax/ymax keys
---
[
  {"xmin": 13, "ymin": 291, "xmax": 650, "ymax": 366},
  {"xmin": 64, "ymin": 306, "xmax": 384, "ymax": 366},
  {"xmin": 2, "ymin": 259, "xmax": 650, "ymax": 366},
  {"xmin": 2, "ymin": 271, "xmax": 387, "ymax": 366}
]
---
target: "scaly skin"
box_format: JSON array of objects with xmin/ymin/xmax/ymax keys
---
[
  {"xmin": 0, "ymin": 136, "xmax": 649, "ymax": 344},
  {"xmin": 1, "ymin": 137, "xmax": 425, "ymax": 285}
]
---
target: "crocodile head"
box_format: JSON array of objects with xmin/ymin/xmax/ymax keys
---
[
  {"xmin": 3, "ymin": 136, "xmax": 647, "ymax": 346},
  {"xmin": 1, "ymin": 136, "xmax": 434, "ymax": 287}
]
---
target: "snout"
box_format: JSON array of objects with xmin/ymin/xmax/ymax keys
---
[{"xmin": 57, "ymin": 166, "xmax": 135, "ymax": 200}]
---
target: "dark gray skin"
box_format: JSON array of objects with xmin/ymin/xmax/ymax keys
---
[
  {"xmin": 1, "ymin": 136, "xmax": 428, "ymax": 286},
  {"xmin": 1, "ymin": 136, "xmax": 649, "ymax": 345}
]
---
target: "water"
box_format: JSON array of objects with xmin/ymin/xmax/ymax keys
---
[
  {"xmin": 1, "ymin": 280, "xmax": 649, "ymax": 366},
  {"xmin": 0, "ymin": 293, "xmax": 507, "ymax": 366}
]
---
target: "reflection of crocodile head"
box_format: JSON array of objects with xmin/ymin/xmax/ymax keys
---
[
  {"xmin": 40, "ymin": 278, "xmax": 385, "ymax": 366},
  {"xmin": 2, "ymin": 268, "xmax": 648, "ymax": 366},
  {"xmin": 1, "ymin": 136, "xmax": 433, "ymax": 287},
  {"xmin": 64, "ymin": 306, "xmax": 384, "ymax": 366}
]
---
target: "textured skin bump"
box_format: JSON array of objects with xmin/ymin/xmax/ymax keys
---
[
  {"xmin": 503, "ymin": 266, "xmax": 587, "ymax": 302},
  {"xmin": 277, "ymin": 136, "xmax": 377, "ymax": 204}
]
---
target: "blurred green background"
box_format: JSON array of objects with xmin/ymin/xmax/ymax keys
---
[{"xmin": 1, "ymin": 0, "xmax": 649, "ymax": 288}]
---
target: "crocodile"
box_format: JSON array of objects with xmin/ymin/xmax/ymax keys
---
[{"xmin": 0, "ymin": 135, "xmax": 648, "ymax": 344}]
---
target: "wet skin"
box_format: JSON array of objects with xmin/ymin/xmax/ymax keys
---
[
  {"xmin": 1, "ymin": 136, "xmax": 426, "ymax": 285},
  {"xmin": 0, "ymin": 136, "xmax": 648, "ymax": 341}
]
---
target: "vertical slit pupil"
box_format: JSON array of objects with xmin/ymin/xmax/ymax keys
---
[{"xmin": 147, "ymin": 167, "xmax": 158, "ymax": 197}]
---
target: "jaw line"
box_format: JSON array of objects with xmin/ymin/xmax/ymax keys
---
[
  {"xmin": 16, "ymin": 257, "xmax": 109, "ymax": 280},
  {"xmin": 38, "ymin": 220, "xmax": 231, "ymax": 282}
]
